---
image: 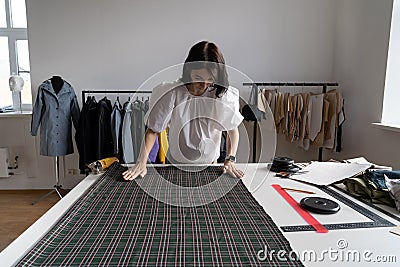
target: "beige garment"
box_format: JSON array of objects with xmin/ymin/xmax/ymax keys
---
[
  {"xmin": 312, "ymin": 98, "xmax": 330, "ymax": 147},
  {"xmin": 264, "ymin": 89, "xmax": 272, "ymax": 107},
  {"xmin": 292, "ymin": 94, "xmax": 303, "ymax": 143},
  {"xmin": 309, "ymin": 94, "xmax": 324, "ymax": 141},
  {"xmin": 335, "ymin": 91, "xmax": 344, "ymax": 127},
  {"xmin": 295, "ymin": 93, "xmax": 311, "ymax": 150},
  {"xmin": 286, "ymin": 94, "xmax": 302, "ymax": 143},
  {"xmin": 286, "ymin": 94, "xmax": 295, "ymax": 142},
  {"xmin": 257, "ymin": 88, "xmax": 268, "ymax": 114}
]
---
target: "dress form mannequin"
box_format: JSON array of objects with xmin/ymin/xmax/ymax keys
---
[
  {"xmin": 51, "ymin": 76, "xmax": 64, "ymax": 94},
  {"xmin": 32, "ymin": 76, "xmax": 66, "ymax": 204}
]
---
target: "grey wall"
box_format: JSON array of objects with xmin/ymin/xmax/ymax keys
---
[
  {"xmin": 25, "ymin": 0, "xmax": 336, "ymax": 92},
  {"xmin": 331, "ymin": 0, "xmax": 398, "ymax": 167},
  {"xmin": 276, "ymin": 0, "xmax": 397, "ymax": 166},
  {"xmin": 0, "ymin": 0, "xmax": 397, "ymax": 189}
]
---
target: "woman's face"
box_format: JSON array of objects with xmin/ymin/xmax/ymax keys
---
[{"xmin": 187, "ymin": 68, "xmax": 214, "ymax": 96}]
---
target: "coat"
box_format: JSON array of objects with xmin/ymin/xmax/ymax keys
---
[{"xmin": 31, "ymin": 79, "xmax": 80, "ymax": 156}]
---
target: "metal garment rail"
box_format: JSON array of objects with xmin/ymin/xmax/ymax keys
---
[
  {"xmin": 81, "ymin": 90, "xmax": 152, "ymax": 103},
  {"xmin": 243, "ymin": 82, "xmax": 339, "ymax": 162}
]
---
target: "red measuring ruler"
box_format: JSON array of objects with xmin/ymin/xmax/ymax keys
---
[{"xmin": 272, "ymin": 184, "xmax": 328, "ymax": 233}]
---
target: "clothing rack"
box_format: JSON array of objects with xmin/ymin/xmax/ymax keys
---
[
  {"xmin": 243, "ymin": 82, "xmax": 338, "ymax": 87},
  {"xmin": 79, "ymin": 90, "xmax": 153, "ymax": 172},
  {"xmin": 243, "ymin": 82, "xmax": 339, "ymax": 163},
  {"xmin": 82, "ymin": 90, "xmax": 152, "ymax": 102}
]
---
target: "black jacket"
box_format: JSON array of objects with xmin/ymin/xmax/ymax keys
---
[
  {"xmin": 76, "ymin": 96, "xmax": 99, "ymax": 173},
  {"xmin": 96, "ymin": 97, "xmax": 114, "ymax": 160}
]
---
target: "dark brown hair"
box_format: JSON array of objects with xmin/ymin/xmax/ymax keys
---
[{"xmin": 182, "ymin": 41, "xmax": 229, "ymax": 98}]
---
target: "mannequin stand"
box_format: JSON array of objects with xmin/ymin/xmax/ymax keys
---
[{"xmin": 32, "ymin": 156, "xmax": 68, "ymax": 205}]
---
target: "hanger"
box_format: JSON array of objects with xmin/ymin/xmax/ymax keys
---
[{"xmin": 101, "ymin": 89, "xmax": 107, "ymax": 100}]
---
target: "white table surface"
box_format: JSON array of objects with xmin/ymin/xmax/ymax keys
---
[{"xmin": 1, "ymin": 163, "xmax": 399, "ymax": 266}]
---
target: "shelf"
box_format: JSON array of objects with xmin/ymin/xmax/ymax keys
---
[
  {"xmin": 371, "ymin": 122, "xmax": 400, "ymax": 133},
  {"xmin": 0, "ymin": 111, "xmax": 32, "ymax": 118}
]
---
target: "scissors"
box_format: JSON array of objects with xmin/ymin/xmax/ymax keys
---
[{"xmin": 276, "ymin": 170, "xmax": 309, "ymax": 178}]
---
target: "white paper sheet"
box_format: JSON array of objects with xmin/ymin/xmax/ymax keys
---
[
  {"xmin": 390, "ymin": 226, "xmax": 400, "ymax": 237},
  {"xmin": 290, "ymin": 161, "xmax": 371, "ymax": 186},
  {"xmin": 345, "ymin": 156, "xmax": 392, "ymax": 170}
]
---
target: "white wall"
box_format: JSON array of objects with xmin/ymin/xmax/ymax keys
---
[
  {"xmin": 330, "ymin": 0, "xmax": 399, "ymax": 168},
  {"xmin": 1, "ymin": 0, "xmax": 396, "ymax": 189}
]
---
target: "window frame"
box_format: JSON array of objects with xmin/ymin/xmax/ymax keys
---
[
  {"xmin": 380, "ymin": 0, "xmax": 400, "ymax": 129},
  {"xmin": 0, "ymin": 0, "xmax": 30, "ymax": 110}
]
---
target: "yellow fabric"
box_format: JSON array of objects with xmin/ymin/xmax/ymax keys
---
[{"xmin": 158, "ymin": 129, "xmax": 169, "ymax": 164}]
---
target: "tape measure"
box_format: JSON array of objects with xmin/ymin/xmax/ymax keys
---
[{"xmin": 280, "ymin": 185, "xmax": 398, "ymax": 232}]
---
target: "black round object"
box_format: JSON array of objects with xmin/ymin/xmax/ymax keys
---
[
  {"xmin": 270, "ymin": 157, "xmax": 299, "ymax": 173},
  {"xmin": 273, "ymin": 157, "xmax": 294, "ymax": 166},
  {"xmin": 300, "ymin": 197, "xmax": 340, "ymax": 214},
  {"xmin": 270, "ymin": 165, "xmax": 300, "ymax": 173}
]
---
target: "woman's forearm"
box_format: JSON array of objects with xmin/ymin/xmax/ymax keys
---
[
  {"xmin": 137, "ymin": 128, "xmax": 158, "ymax": 163},
  {"xmin": 226, "ymin": 128, "xmax": 239, "ymax": 157}
]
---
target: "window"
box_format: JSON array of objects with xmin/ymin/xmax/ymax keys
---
[
  {"xmin": 381, "ymin": 0, "xmax": 400, "ymax": 127},
  {"xmin": 0, "ymin": 0, "xmax": 31, "ymax": 109}
]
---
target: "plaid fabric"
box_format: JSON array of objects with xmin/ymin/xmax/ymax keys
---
[{"xmin": 17, "ymin": 163, "xmax": 303, "ymax": 267}]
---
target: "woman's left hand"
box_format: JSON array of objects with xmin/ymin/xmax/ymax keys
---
[{"xmin": 223, "ymin": 160, "xmax": 244, "ymax": 178}]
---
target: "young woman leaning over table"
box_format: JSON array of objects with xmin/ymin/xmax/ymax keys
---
[{"xmin": 123, "ymin": 41, "xmax": 244, "ymax": 180}]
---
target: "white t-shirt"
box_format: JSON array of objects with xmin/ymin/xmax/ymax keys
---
[{"xmin": 145, "ymin": 80, "xmax": 243, "ymax": 164}]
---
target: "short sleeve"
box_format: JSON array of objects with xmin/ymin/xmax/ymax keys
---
[
  {"xmin": 144, "ymin": 82, "xmax": 178, "ymax": 133},
  {"xmin": 212, "ymin": 86, "xmax": 244, "ymax": 131}
]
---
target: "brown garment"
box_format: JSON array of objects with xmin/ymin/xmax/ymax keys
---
[
  {"xmin": 323, "ymin": 90, "xmax": 338, "ymax": 149},
  {"xmin": 281, "ymin": 92, "xmax": 290, "ymax": 135},
  {"xmin": 274, "ymin": 91, "xmax": 285, "ymax": 132}
]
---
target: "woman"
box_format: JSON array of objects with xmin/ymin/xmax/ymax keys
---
[{"xmin": 123, "ymin": 41, "xmax": 244, "ymax": 180}]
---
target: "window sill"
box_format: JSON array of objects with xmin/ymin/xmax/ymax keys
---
[
  {"xmin": 371, "ymin": 122, "xmax": 400, "ymax": 133},
  {"xmin": 0, "ymin": 111, "xmax": 32, "ymax": 118}
]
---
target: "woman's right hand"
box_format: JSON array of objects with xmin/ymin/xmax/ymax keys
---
[{"xmin": 122, "ymin": 161, "xmax": 147, "ymax": 180}]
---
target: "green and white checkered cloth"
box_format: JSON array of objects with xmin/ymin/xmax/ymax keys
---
[{"xmin": 17, "ymin": 163, "xmax": 303, "ymax": 266}]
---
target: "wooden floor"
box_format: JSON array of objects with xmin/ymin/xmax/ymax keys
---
[{"xmin": 0, "ymin": 190, "xmax": 61, "ymax": 252}]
